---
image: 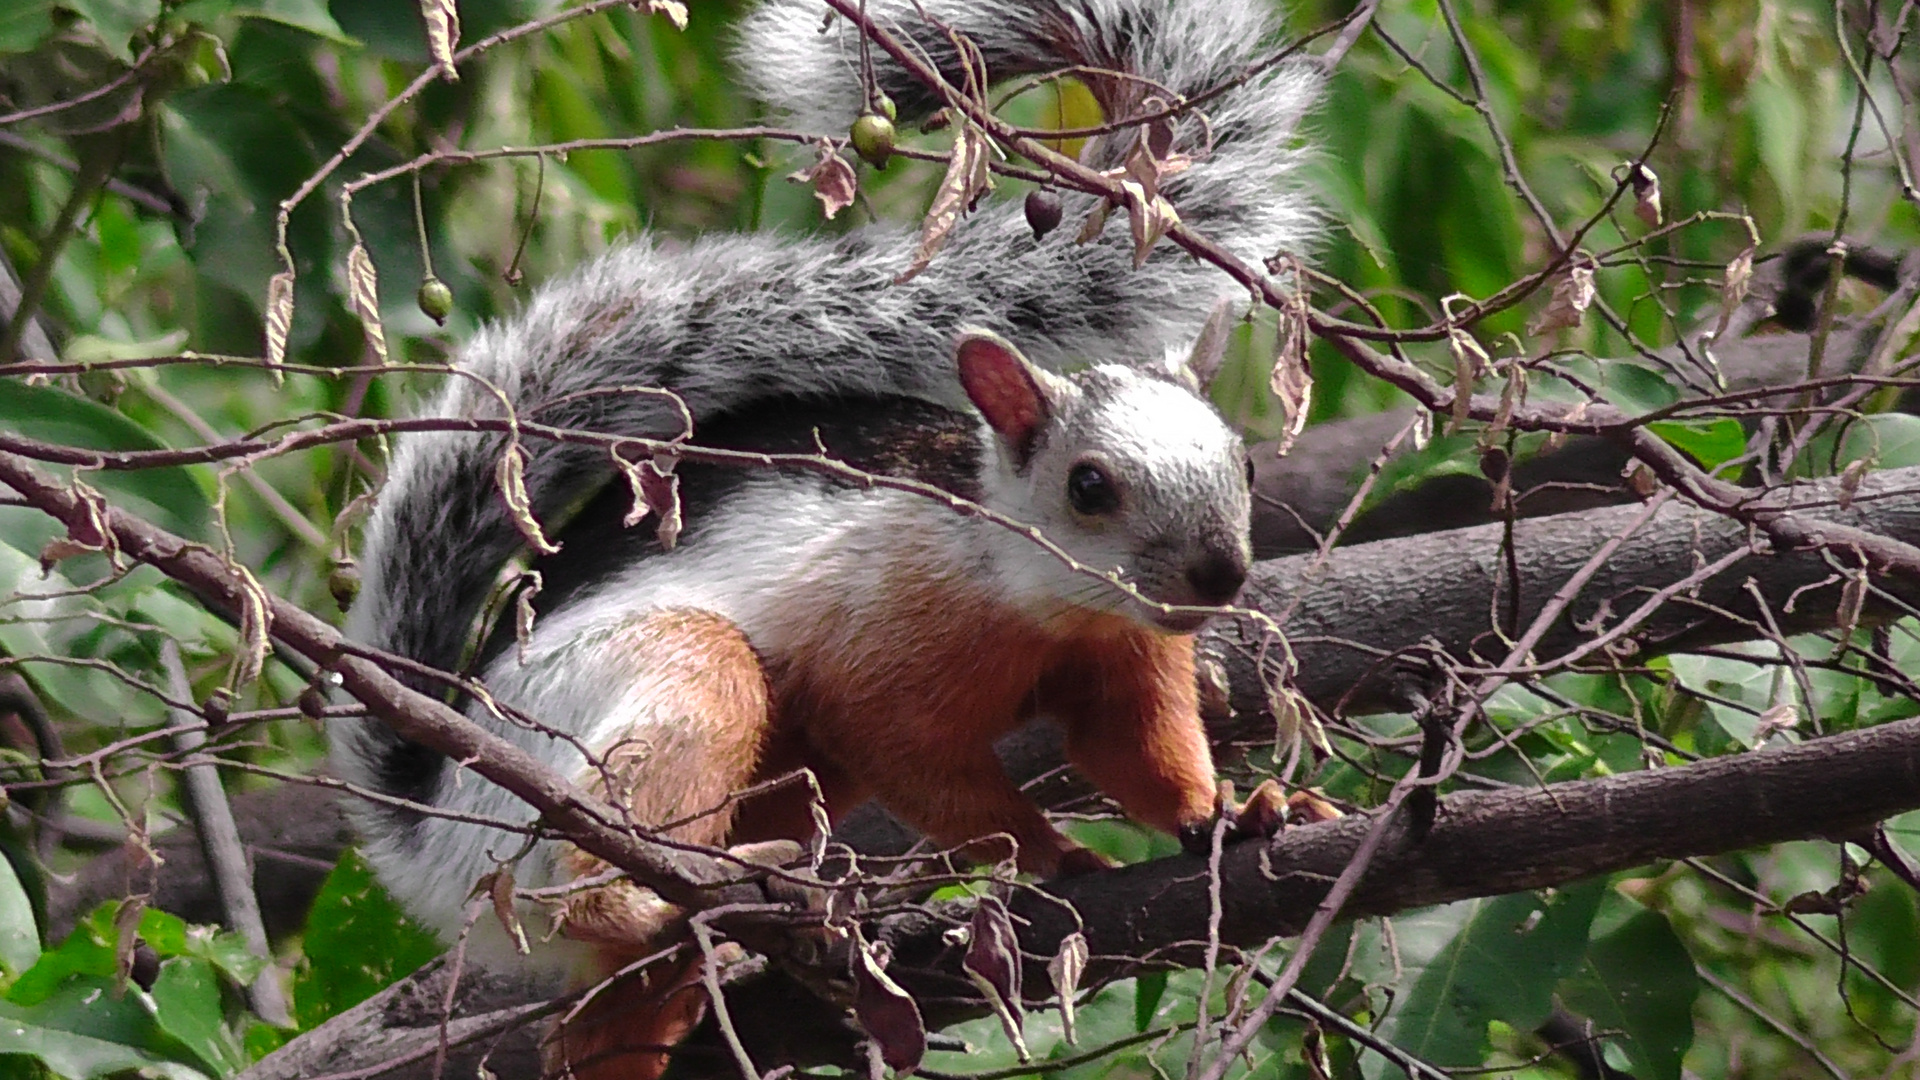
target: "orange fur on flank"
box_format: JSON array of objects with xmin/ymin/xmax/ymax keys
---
[{"xmin": 544, "ymin": 563, "xmax": 1219, "ymax": 1079}]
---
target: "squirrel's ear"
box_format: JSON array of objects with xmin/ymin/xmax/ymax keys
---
[
  {"xmin": 1177, "ymin": 297, "xmax": 1238, "ymax": 394},
  {"xmin": 956, "ymin": 330, "xmax": 1063, "ymax": 463}
]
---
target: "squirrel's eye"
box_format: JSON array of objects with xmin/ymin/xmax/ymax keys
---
[
  {"xmin": 1243, "ymin": 456, "xmax": 1257, "ymax": 489},
  {"xmin": 1067, "ymin": 463, "xmax": 1120, "ymax": 515}
]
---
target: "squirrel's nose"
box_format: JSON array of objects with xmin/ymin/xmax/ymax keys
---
[{"xmin": 1186, "ymin": 550, "xmax": 1248, "ymax": 606}]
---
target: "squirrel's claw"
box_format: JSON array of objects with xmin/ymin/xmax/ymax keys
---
[{"xmin": 1179, "ymin": 779, "xmax": 1343, "ymax": 858}]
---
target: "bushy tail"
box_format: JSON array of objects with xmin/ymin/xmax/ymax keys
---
[{"xmin": 339, "ymin": 0, "xmax": 1315, "ymax": 787}]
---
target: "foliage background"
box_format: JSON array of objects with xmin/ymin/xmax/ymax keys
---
[{"xmin": 2, "ymin": 1, "xmax": 1919, "ymax": 1078}]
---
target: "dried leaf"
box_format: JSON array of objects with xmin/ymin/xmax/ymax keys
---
[
  {"xmin": 897, "ymin": 124, "xmax": 991, "ymax": 283},
  {"xmin": 1119, "ymin": 179, "xmax": 1179, "ymax": 269},
  {"xmin": 43, "ymin": 484, "xmax": 111, "ymax": 569},
  {"xmin": 1752, "ymin": 702, "xmax": 1802, "ymax": 744},
  {"xmin": 495, "ymin": 444, "xmax": 561, "ymax": 556},
  {"xmin": 646, "ymin": 0, "xmax": 688, "ymax": 30},
  {"xmin": 1446, "ymin": 327, "xmax": 1488, "ymax": 435},
  {"xmin": 789, "ymin": 140, "xmax": 858, "ymax": 221},
  {"xmin": 1271, "ymin": 295, "xmax": 1313, "ymax": 455},
  {"xmin": 347, "ymin": 240, "xmax": 389, "ymax": 365},
  {"xmin": 1047, "ymin": 933, "xmax": 1088, "ymax": 1044},
  {"xmin": 1195, "ymin": 656, "xmax": 1232, "ymax": 721},
  {"xmin": 1529, "ymin": 260, "xmax": 1596, "ymax": 335},
  {"xmin": 1487, "ymin": 359, "xmax": 1525, "ymax": 442},
  {"xmin": 113, "ymin": 894, "xmax": 147, "ymax": 992},
  {"xmin": 620, "ymin": 456, "xmax": 683, "ymax": 549},
  {"xmin": 1722, "ymin": 246, "xmax": 1754, "ymax": 317},
  {"xmin": 420, "ymin": 0, "xmax": 460, "ymax": 81},
  {"xmin": 1269, "ymin": 682, "xmax": 1330, "ymax": 757},
  {"xmin": 851, "ymin": 934, "xmax": 926, "ymax": 1074},
  {"xmin": 1303, "ymin": 1021, "xmax": 1332, "ymax": 1080},
  {"xmin": 1838, "ymin": 568, "xmax": 1869, "ymax": 636},
  {"xmin": 1119, "ymin": 100, "xmax": 1191, "ymax": 201},
  {"xmin": 963, "ymin": 895, "xmax": 1028, "ymax": 1061},
  {"xmin": 514, "ymin": 570, "xmax": 542, "ymax": 665},
  {"xmin": 1838, "ymin": 457, "xmax": 1869, "ymax": 509},
  {"xmin": 809, "ymin": 784, "xmax": 832, "ymax": 872},
  {"xmin": 264, "ymin": 270, "xmax": 295, "ymax": 369},
  {"xmin": 1623, "ymin": 460, "xmax": 1659, "ymax": 498},
  {"xmin": 1546, "ymin": 400, "xmax": 1589, "ymax": 452},
  {"xmin": 228, "ymin": 561, "xmax": 274, "ymax": 690},
  {"xmin": 1075, "ymin": 197, "xmax": 1112, "ymax": 244},
  {"xmin": 1628, "ymin": 162, "xmax": 1662, "ymax": 228}
]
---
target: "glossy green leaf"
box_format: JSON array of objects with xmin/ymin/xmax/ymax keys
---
[
  {"xmin": 1647, "ymin": 419, "xmax": 1748, "ymax": 471},
  {"xmin": 1837, "ymin": 413, "xmax": 1920, "ymax": 469},
  {"xmin": 182, "ymin": 928, "xmax": 266, "ymax": 988},
  {"xmin": 0, "ymin": 850, "xmax": 40, "ymax": 978},
  {"xmin": 149, "ymin": 957, "xmax": 246, "ymax": 1076},
  {"xmin": 291, "ymin": 852, "xmax": 441, "ymax": 1029},
  {"xmin": 1559, "ymin": 904, "xmax": 1698, "ymax": 1080},
  {"xmin": 0, "ymin": 385, "xmax": 212, "ymax": 541},
  {"xmin": 0, "ymin": 2, "xmax": 54, "ymax": 52},
  {"xmin": 61, "ymin": 0, "xmax": 162, "ymax": 61},
  {"xmin": 0, "ymin": 1003, "xmax": 212, "ymax": 1080},
  {"xmin": 1365, "ymin": 884, "xmax": 1601, "ymax": 1075},
  {"xmin": 1133, "ymin": 969, "xmax": 1168, "ymax": 1033}
]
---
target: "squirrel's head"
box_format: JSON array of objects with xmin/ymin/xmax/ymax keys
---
[{"xmin": 957, "ymin": 331, "xmax": 1253, "ymax": 635}]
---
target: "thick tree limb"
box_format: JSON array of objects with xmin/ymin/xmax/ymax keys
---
[{"xmin": 254, "ymin": 700, "xmax": 1920, "ymax": 1079}]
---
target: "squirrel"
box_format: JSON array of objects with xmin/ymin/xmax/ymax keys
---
[{"xmin": 330, "ymin": 0, "xmax": 1317, "ymax": 1075}]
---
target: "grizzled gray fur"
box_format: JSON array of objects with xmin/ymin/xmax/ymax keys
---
[{"xmin": 337, "ymin": 0, "xmax": 1318, "ymax": 844}]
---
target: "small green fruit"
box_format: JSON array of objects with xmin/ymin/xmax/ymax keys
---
[
  {"xmin": 850, "ymin": 112, "xmax": 896, "ymax": 169},
  {"xmin": 417, "ymin": 277, "xmax": 454, "ymax": 325},
  {"xmin": 329, "ymin": 562, "xmax": 361, "ymax": 611},
  {"xmin": 874, "ymin": 92, "xmax": 898, "ymax": 121}
]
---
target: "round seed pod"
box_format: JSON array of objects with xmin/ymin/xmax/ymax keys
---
[
  {"xmin": 1025, "ymin": 189, "xmax": 1063, "ymax": 240},
  {"xmin": 850, "ymin": 112, "xmax": 896, "ymax": 169},
  {"xmin": 416, "ymin": 276, "xmax": 454, "ymax": 325}
]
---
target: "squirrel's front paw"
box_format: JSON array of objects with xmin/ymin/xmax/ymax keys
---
[{"xmin": 1178, "ymin": 779, "xmax": 1340, "ymax": 858}]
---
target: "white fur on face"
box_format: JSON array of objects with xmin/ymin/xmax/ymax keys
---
[{"xmin": 976, "ymin": 365, "xmax": 1251, "ymax": 628}]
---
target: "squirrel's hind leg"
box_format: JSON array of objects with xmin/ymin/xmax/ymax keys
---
[{"xmin": 544, "ymin": 608, "xmax": 776, "ymax": 1080}]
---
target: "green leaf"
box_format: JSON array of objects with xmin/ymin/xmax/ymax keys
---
[
  {"xmin": 5, "ymin": 910, "xmax": 117, "ymax": 1008},
  {"xmin": 1559, "ymin": 904, "xmax": 1698, "ymax": 1080},
  {"xmin": 1748, "ymin": 72, "xmax": 1807, "ymax": 220},
  {"xmin": 0, "ymin": 1, "xmax": 54, "ymax": 52},
  {"xmin": 0, "ymin": 1002, "xmax": 212, "ymax": 1080},
  {"xmin": 170, "ymin": 0, "xmax": 356, "ymax": 42},
  {"xmin": 181, "ymin": 929, "xmax": 265, "ymax": 988},
  {"xmin": 0, "ymin": 385, "xmax": 212, "ymax": 541},
  {"xmin": 1647, "ymin": 419, "xmax": 1747, "ymax": 471},
  {"xmin": 61, "ymin": 0, "xmax": 163, "ymax": 62},
  {"xmin": 0, "ymin": 851, "xmax": 40, "ymax": 978},
  {"xmin": 1365, "ymin": 885, "xmax": 1601, "ymax": 1075},
  {"xmin": 149, "ymin": 957, "xmax": 246, "ymax": 1076},
  {"xmin": 1837, "ymin": 413, "xmax": 1920, "ymax": 469},
  {"xmin": 291, "ymin": 852, "xmax": 441, "ymax": 1029},
  {"xmin": 7, "ymin": 904, "xmax": 193, "ymax": 1008},
  {"xmin": 1133, "ymin": 970, "xmax": 1168, "ymax": 1033}
]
